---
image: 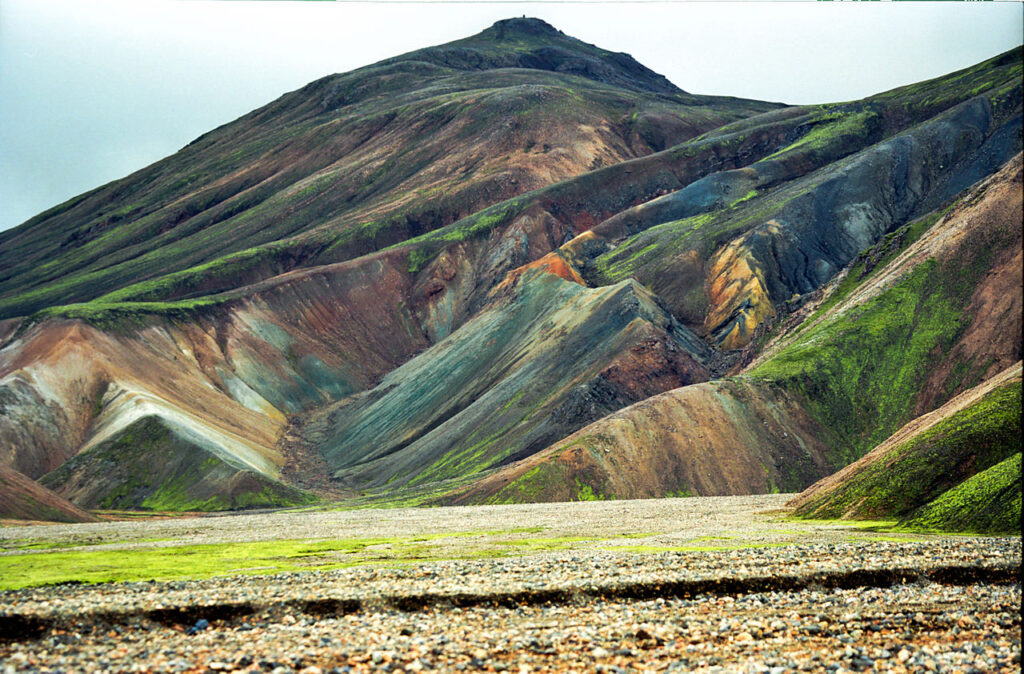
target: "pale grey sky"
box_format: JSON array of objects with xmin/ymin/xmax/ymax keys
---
[{"xmin": 1, "ymin": 0, "xmax": 1021, "ymax": 233}]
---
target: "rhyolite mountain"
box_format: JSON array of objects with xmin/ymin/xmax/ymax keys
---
[{"xmin": 0, "ymin": 18, "xmax": 1020, "ymax": 530}]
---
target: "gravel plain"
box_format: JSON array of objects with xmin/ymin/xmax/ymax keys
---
[{"xmin": 1, "ymin": 496, "xmax": 1020, "ymax": 672}]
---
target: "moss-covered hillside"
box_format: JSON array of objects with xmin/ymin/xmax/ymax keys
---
[{"xmin": 791, "ymin": 371, "xmax": 1021, "ymax": 534}]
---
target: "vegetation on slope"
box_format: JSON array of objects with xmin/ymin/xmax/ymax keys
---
[
  {"xmin": 901, "ymin": 452, "xmax": 1021, "ymax": 534},
  {"xmin": 307, "ymin": 270, "xmax": 710, "ymax": 491},
  {"xmin": 445, "ymin": 151, "xmax": 1022, "ymax": 507},
  {"xmin": 0, "ymin": 18, "xmax": 776, "ymax": 320},
  {"xmin": 40, "ymin": 417, "xmax": 317, "ymax": 512},
  {"xmin": 440, "ymin": 376, "xmax": 837, "ymax": 506},
  {"xmin": 0, "ymin": 22, "xmax": 1020, "ymax": 516},
  {"xmin": 750, "ymin": 194, "xmax": 1020, "ymax": 466},
  {"xmin": 791, "ymin": 380, "xmax": 1021, "ymax": 524}
]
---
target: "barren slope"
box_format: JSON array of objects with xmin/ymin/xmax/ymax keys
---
[
  {"xmin": 0, "ymin": 466, "xmax": 97, "ymax": 524},
  {"xmin": 300, "ymin": 266, "xmax": 712, "ymax": 494}
]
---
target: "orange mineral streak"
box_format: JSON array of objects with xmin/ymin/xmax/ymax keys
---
[
  {"xmin": 524, "ymin": 252, "xmax": 587, "ymax": 285},
  {"xmin": 704, "ymin": 236, "xmax": 776, "ymax": 349},
  {"xmin": 494, "ymin": 251, "xmax": 587, "ymax": 293}
]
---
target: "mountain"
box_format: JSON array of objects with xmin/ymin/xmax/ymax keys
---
[
  {"xmin": 0, "ymin": 17, "xmax": 774, "ymax": 319},
  {"xmin": 0, "ymin": 19, "xmax": 1020, "ymax": 525},
  {"xmin": 0, "ymin": 465, "xmax": 98, "ymax": 523},
  {"xmin": 445, "ymin": 150, "xmax": 1023, "ymax": 504}
]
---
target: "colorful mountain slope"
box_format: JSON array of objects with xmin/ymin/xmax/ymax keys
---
[
  {"xmin": 0, "ymin": 20, "xmax": 1020, "ymax": 516},
  {"xmin": 40, "ymin": 416, "xmax": 317, "ymax": 511},
  {"xmin": 576, "ymin": 58, "xmax": 1023, "ymax": 347},
  {"xmin": 0, "ymin": 18, "xmax": 775, "ymax": 320},
  {"xmin": 749, "ymin": 153, "xmax": 1023, "ymax": 464},
  {"xmin": 446, "ymin": 151, "xmax": 1022, "ymax": 506},
  {"xmin": 300, "ymin": 266, "xmax": 711, "ymax": 494},
  {"xmin": 0, "ymin": 250, "xmax": 440, "ymax": 509},
  {"xmin": 0, "ymin": 465, "xmax": 98, "ymax": 523},
  {"xmin": 442, "ymin": 377, "xmax": 835, "ymax": 504}
]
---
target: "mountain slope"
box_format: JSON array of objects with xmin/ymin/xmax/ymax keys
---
[
  {"xmin": 788, "ymin": 362, "xmax": 1021, "ymax": 532},
  {"xmin": 749, "ymin": 152, "xmax": 1022, "ymax": 463},
  {"xmin": 298, "ymin": 267, "xmax": 711, "ymax": 494},
  {"xmin": 0, "ymin": 21, "xmax": 1020, "ymax": 516},
  {"xmin": 40, "ymin": 416, "xmax": 317, "ymax": 511},
  {"xmin": 443, "ymin": 377, "xmax": 835, "ymax": 504},
  {"xmin": 901, "ymin": 452, "xmax": 1020, "ymax": 534},
  {"xmin": 0, "ymin": 18, "xmax": 776, "ymax": 320},
  {"xmin": 0, "ymin": 465, "xmax": 98, "ymax": 523},
  {"xmin": 446, "ymin": 151, "xmax": 1022, "ymax": 505}
]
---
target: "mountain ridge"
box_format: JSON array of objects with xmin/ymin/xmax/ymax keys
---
[
  {"xmin": 0, "ymin": 20, "xmax": 1020, "ymax": 526},
  {"xmin": 0, "ymin": 18, "xmax": 777, "ymax": 320}
]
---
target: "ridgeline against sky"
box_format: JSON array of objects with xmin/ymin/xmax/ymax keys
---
[
  {"xmin": 2, "ymin": 2, "xmax": 1021, "ymax": 233},
  {"xmin": 0, "ymin": 18, "xmax": 1021, "ymax": 532}
]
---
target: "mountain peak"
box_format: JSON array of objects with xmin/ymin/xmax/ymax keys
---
[
  {"xmin": 482, "ymin": 17, "xmax": 564, "ymax": 40},
  {"xmin": 382, "ymin": 16, "xmax": 685, "ymax": 96}
]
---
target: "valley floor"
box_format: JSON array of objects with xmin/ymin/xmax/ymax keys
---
[{"xmin": 0, "ymin": 496, "xmax": 1020, "ymax": 672}]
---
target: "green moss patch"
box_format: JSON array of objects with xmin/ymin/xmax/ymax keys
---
[
  {"xmin": 752, "ymin": 190, "xmax": 1017, "ymax": 468},
  {"xmin": 766, "ymin": 109, "xmax": 880, "ymax": 161},
  {"xmin": 0, "ymin": 537, "xmax": 406, "ymax": 590},
  {"xmin": 793, "ymin": 381, "xmax": 1021, "ymax": 523},
  {"xmin": 0, "ymin": 528, "xmax": 651, "ymax": 590},
  {"xmin": 794, "ymin": 208, "xmax": 946, "ymax": 337},
  {"xmin": 900, "ymin": 452, "xmax": 1021, "ymax": 535},
  {"xmin": 24, "ymin": 296, "xmax": 222, "ymax": 335}
]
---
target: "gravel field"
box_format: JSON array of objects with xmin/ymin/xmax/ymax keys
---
[
  {"xmin": 5, "ymin": 496, "xmax": 811, "ymax": 552},
  {"xmin": 1, "ymin": 496, "xmax": 1020, "ymax": 672}
]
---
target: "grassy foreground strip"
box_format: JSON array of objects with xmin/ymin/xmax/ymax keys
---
[
  {"xmin": 0, "ymin": 496, "xmax": 979, "ymax": 591},
  {"xmin": 0, "ymin": 526, "xmax": 935, "ymax": 591},
  {"xmin": 0, "ymin": 530, "xmax": 663, "ymax": 590},
  {"xmin": 1, "ymin": 537, "xmax": 393, "ymax": 590}
]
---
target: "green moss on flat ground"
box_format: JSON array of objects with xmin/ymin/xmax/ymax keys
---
[
  {"xmin": 900, "ymin": 452, "xmax": 1021, "ymax": 535},
  {"xmin": 0, "ymin": 536, "xmax": 403, "ymax": 590},
  {"xmin": 1, "ymin": 537, "xmax": 175, "ymax": 552},
  {"xmin": 0, "ymin": 528, "xmax": 659, "ymax": 590},
  {"xmin": 792, "ymin": 380, "xmax": 1021, "ymax": 524}
]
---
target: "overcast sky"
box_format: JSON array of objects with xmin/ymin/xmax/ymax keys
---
[{"xmin": 1, "ymin": 1, "xmax": 1021, "ymax": 233}]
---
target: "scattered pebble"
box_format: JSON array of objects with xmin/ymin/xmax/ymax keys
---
[{"xmin": 0, "ymin": 497, "xmax": 1019, "ymax": 672}]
